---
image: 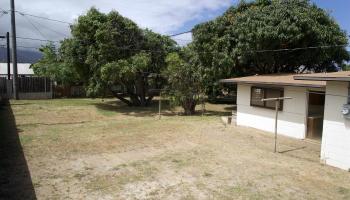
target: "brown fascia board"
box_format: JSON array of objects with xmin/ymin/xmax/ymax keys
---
[
  {"xmin": 294, "ymin": 76, "xmax": 350, "ymax": 82},
  {"xmin": 219, "ymin": 79, "xmax": 325, "ymax": 88}
]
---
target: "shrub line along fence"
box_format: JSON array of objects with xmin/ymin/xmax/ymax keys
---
[{"xmin": 0, "ymin": 77, "xmax": 53, "ymax": 100}]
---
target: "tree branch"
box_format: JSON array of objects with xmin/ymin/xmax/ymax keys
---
[{"xmin": 110, "ymin": 89, "xmax": 132, "ymax": 106}]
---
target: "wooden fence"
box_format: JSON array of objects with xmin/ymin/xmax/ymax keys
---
[
  {"xmin": 0, "ymin": 77, "xmax": 52, "ymax": 99},
  {"xmin": 18, "ymin": 77, "xmax": 51, "ymax": 93},
  {"xmin": 0, "ymin": 77, "xmax": 7, "ymax": 95}
]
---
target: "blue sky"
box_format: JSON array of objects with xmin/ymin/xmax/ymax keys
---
[
  {"xmin": 0, "ymin": 0, "xmax": 348, "ymax": 48},
  {"xmin": 0, "ymin": 0, "xmax": 233, "ymax": 48},
  {"xmin": 312, "ymin": 0, "xmax": 350, "ymax": 37},
  {"xmin": 173, "ymin": 0, "xmax": 350, "ymax": 46},
  {"xmin": 187, "ymin": 0, "xmax": 350, "ymax": 34}
]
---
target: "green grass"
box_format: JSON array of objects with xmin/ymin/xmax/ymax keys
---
[
  {"xmin": 19, "ymin": 135, "xmax": 35, "ymax": 145},
  {"xmin": 11, "ymin": 98, "xmax": 104, "ymax": 107},
  {"xmin": 4, "ymin": 98, "xmax": 350, "ymax": 200}
]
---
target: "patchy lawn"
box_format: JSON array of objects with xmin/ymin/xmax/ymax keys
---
[{"xmin": 1, "ymin": 99, "xmax": 349, "ymax": 200}]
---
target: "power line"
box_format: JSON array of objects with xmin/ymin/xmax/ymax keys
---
[
  {"xmin": 0, "ymin": 8, "xmax": 8, "ymax": 14},
  {"xmin": 0, "ymin": 44, "xmax": 42, "ymax": 50},
  {"xmin": 20, "ymin": 13, "xmax": 48, "ymax": 40},
  {"xmin": 16, "ymin": 36, "xmax": 59, "ymax": 43},
  {"xmin": 109, "ymin": 43, "xmax": 350, "ymax": 54},
  {"xmin": 25, "ymin": 16, "xmax": 70, "ymax": 38},
  {"xmin": 3, "ymin": 8, "xmax": 349, "ymax": 42},
  {"xmin": 17, "ymin": 45, "xmax": 41, "ymax": 49},
  {"xmin": 249, "ymin": 44, "xmax": 348, "ymax": 53},
  {"xmin": 0, "ymin": 8, "xmax": 8, "ymax": 18},
  {"xmin": 118, "ymin": 43, "xmax": 347, "ymax": 54},
  {"xmin": 2, "ymin": 9, "xmax": 347, "ymax": 53},
  {"xmin": 13, "ymin": 43, "xmax": 349, "ymax": 54},
  {"xmin": 2, "ymin": 9, "xmax": 72, "ymax": 24},
  {"xmin": 5, "ymin": 8, "xmax": 192, "ymax": 37},
  {"xmin": 14, "ymin": 10, "xmax": 72, "ymax": 25},
  {"xmin": 17, "ymin": 45, "xmax": 40, "ymax": 50},
  {"xmin": 168, "ymin": 30, "xmax": 192, "ymax": 37},
  {"xmin": 172, "ymin": 38, "xmax": 193, "ymax": 42}
]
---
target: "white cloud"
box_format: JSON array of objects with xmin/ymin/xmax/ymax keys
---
[
  {"xmin": 0, "ymin": 0, "xmax": 232, "ymax": 49},
  {"xmin": 171, "ymin": 32, "xmax": 193, "ymax": 46}
]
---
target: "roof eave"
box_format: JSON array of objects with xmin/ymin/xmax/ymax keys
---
[
  {"xmin": 220, "ymin": 79, "xmax": 325, "ymax": 88},
  {"xmin": 294, "ymin": 76, "xmax": 350, "ymax": 82}
]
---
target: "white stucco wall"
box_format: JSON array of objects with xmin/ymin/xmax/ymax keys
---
[
  {"xmin": 0, "ymin": 63, "xmax": 34, "ymax": 75},
  {"xmin": 236, "ymin": 84, "xmax": 309, "ymax": 139},
  {"xmin": 321, "ymin": 81, "xmax": 350, "ymax": 171}
]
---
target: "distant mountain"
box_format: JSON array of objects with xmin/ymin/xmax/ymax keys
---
[{"xmin": 0, "ymin": 47, "xmax": 42, "ymax": 64}]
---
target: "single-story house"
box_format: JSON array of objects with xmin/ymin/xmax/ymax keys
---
[
  {"xmin": 0, "ymin": 63, "xmax": 34, "ymax": 77},
  {"xmin": 221, "ymin": 72, "xmax": 350, "ymax": 171},
  {"xmin": 0, "ymin": 63, "xmax": 52, "ymax": 100}
]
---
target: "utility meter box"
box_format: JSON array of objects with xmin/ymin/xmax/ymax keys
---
[{"xmin": 342, "ymin": 104, "xmax": 350, "ymax": 118}]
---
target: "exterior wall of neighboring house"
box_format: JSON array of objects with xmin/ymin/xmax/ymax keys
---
[
  {"xmin": 236, "ymin": 83, "xmax": 318, "ymax": 139},
  {"xmin": 321, "ymin": 81, "xmax": 350, "ymax": 171},
  {"xmin": 0, "ymin": 63, "xmax": 34, "ymax": 76}
]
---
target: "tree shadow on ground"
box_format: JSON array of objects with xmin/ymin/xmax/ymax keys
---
[
  {"xmin": 94, "ymin": 99, "xmax": 235, "ymax": 118},
  {"xmin": 224, "ymin": 105, "xmax": 237, "ymax": 111},
  {"xmin": 0, "ymin": 100, "xmax": 37, "ymax": 200},
  {"xmin": 94, "ymin": 100, "xmax": 177, "ymax": 117}
]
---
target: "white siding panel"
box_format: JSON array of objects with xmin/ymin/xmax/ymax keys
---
[
  {"xmin": 236, "ymin": 84, "xmax": 307, "ymax": 139},
  {"xmin": 321, "ymin": 81, "xmax": 350, "ymax": 171},
  {"xmin": 0, "ymin": 63, "xmax": 34, "ymax": 75}
]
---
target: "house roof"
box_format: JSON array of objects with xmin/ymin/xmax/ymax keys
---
[
  {"xmin": 221, "ymin": 74, "xmax": 326, "ymax": 88},
  {"xmin": 0, "ymin": 63, "xmax": 34, "ymax": 75},
  {"xmin": 294, "ymin": 71, "xmax": 350, "ymax": 82}
]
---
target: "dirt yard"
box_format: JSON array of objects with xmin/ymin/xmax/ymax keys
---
[{"xmin": 1, "ymin": 99, "xmax": 350, "ymax": 200}]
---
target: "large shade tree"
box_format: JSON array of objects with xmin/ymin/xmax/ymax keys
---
[
  {"xmin": 192, "ymin": 0, "xmax": 349, "ymax": 95},
  {"xmin": 164, "ymin": 46, "xmax": 204, "ymax": 115},
  {"xmin": 59, "ymin": 8, "xmax": 177, "ymax": 106}
]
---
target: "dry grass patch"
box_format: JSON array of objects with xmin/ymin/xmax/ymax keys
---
[{"xmin": 1, "ymin": 98, "xmax": 349, "ymax": 200}]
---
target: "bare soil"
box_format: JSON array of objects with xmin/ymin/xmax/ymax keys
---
[{"xmin": 1, "ymin": 99, "xmax": 350, "ymax": 200}]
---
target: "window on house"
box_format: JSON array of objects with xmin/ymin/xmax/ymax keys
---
[{"xmin": 250, "ymin": 86, "xmax": 284, "ymax": 110}]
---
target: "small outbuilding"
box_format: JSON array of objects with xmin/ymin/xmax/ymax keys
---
[
  {"xmin": 0, "ymin": 63, "xmax": 52, "ymax": 100},
  {"xmin": 0, "ymin": 63, "xmax": 34, "ymax": 77},
  {"xmin": 222, "ymin": 72, "xmax": 350, "ymax": 171}
]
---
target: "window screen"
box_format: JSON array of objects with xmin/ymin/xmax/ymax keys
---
[
  {"xmin": 251, "ymin": 87, "xmax": 265, "ymax": 106},
  {"xmin": 250, "ymin": 86, "xmax": 284, "ymax": 110}
]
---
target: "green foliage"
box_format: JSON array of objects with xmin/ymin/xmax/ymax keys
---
[
  {"xmin": 32, "ymin": 43, "xmax": 79, "ymax": 85},
  {"xmin": 192, "ymin": 0, "xmax": 350, "ymax": 94},
  {"xmin": 101, "ymin": 53, "xmax": 150, "ymax": 85},
  {"xmin": 341, "ymin": 62, "xmax": 350, "ymax": 71},
  {"xmin": 58, "ymin": 7, "xmax": 177, "ymax": 105},
  {"xmin": 164, "ymin": 48, "xmax": 204, "ymax": 115}
]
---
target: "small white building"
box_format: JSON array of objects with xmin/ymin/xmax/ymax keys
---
[
  {"xmin": 222, "ymin": 72, "xmax": 350, "ymax": 171},
  {"xmin": 0, "ymin": 63, "xmax": 52, "ymax": 100},
  {"xmin": 0, "ymin": 63, "xmax": 34, "ymax": 77}
]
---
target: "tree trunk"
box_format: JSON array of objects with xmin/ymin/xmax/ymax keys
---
[
  {"xmin": 182, "ymin": 98, "xmax": 197, "ymax": 115},
  {"xmin": 145, "ymin": 95, "xmax": 154, "ymax": 106},
  {"xmin": 129, "ymin": 93, "xmax": 141, "ymax": 106},
  {"xmin": 111, "ymin": 73, "xmax": 154, "ymax": 107},
  {"xmin": 135, "ymin": 72, "xmax": 149, "ymax": 106},
  {"xmin": 110, "ymin": 90, "xmax": 132, "ymax": 106}
]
